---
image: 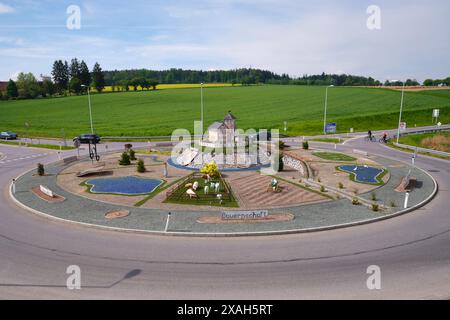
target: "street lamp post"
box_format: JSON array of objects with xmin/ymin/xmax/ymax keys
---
[
  {"xmin": 81, "ymin": 85, "xmax": 94, "ymax": 134},
  {"xmin": 200, "ymin": 83, "xmax": 204, "ymax": 136},
  {"xmin": 323, "ymin": 85, "xmax": 334, "ymax": 134},
  {"xmin": 394, "ymin": 81, "xmax": 406, "ymax": 143}
]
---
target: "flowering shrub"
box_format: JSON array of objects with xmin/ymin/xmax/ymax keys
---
[{"xmin": 200, "ymin": 162, "xmax": 220, "ymax": 178}]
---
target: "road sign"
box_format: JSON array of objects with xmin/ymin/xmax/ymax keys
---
[
  {"xmin": 433, "ymin": 109, "xmax": 440, "ymax": 118},
  {"xmin": 399, "ymin": 122, "xmax": 407, "ymax": 131},
  {"xmin": 325, "ymin": 123, "xmax": 337, "ymax": 134}
]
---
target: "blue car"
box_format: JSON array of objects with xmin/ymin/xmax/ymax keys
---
[{"xmin": 0, "ymin": 131, "xmax": 18, "ymax": 140}]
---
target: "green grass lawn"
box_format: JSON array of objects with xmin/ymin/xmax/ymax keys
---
[
  {"xmin": 311, "ymin": 137, "xmax": 342, "ymax": 143},
  {"xmin": 164, "ymin": 174, "xmax": 239, "ymax": 208},
  {"xmin": 313, "ymin": 152, "xmax": 357, "ymax": 162},
  {"xmin": 0, "ymin": 140, "xmax": 75, "ymax": 150},
  {"xmin": 1, "ymin": 86, "xmax": 449, "ymax": 138},
  {"xmin": 398, "ymin": 131, "xmax": 450, "ymax": 149}
]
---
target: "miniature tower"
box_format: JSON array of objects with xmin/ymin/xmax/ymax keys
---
[{"xmin": 223, "ymin": 111, "xmax": 236, "ymax": 130}]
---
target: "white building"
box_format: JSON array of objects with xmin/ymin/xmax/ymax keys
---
[{"xmin": 201, "ymin": 111, "xmax": 244, "ymax": 148}]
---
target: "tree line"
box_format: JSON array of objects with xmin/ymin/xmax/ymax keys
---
[
  {"xmin": 0, "ymin": 59, "xmax": 105, "ymax": 100},
  {"xmin": 423, "ymin": 77, "xmax": 450, "ymax": 87},
  {"xmin": 103, "ymin": 68, "xmax": 282, "ymax": 86},
  {"xmin": 1, "ymin": 60, "xmax": 449, "ymax": 101},
  {"xmin": 269, "ymin": 73, "xmax": 422, "ymax": 87}
]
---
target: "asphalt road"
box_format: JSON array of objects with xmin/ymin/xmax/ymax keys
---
[{"xmin": 0, "ymin": 133, "xmax": 449, "ymax": 299}]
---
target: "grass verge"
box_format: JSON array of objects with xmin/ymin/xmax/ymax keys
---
[
  {"xmin": 313, "ymin": 152, "xmax": 357, "ymax": 162},
  {"xmin": 0, "ymin": 140, "xmax": 75, "ymax": 150}
]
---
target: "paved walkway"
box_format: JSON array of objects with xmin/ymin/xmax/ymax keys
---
[
  {"xmin": 11, "ymin": 154, "xmax": 435, "ymax": 234},
  {"xmin": 227, "ymin": 172, "xmax": 326, "ymax": 209}
]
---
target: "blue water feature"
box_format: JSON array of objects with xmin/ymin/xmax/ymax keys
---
[
  {"xmin": 338, "ymin": 165, "xmax": 385, "ymax": 184},
  {"xmin": 86, "ymin": 176, "xmax": 163, "ymax": 195}
]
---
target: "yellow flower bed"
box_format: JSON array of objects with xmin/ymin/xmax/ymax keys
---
[{"xmin": 95, "ymin": 83, "xmax": 240, "ymax": 92}]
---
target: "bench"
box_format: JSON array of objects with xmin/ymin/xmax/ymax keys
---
[
  {"xmin": 63, "ymin": 156, "xmax": 78, "ymax": 164},
  {"xmin": 76, "ymin": 166, "xmax": 109, "ymax": 177}
]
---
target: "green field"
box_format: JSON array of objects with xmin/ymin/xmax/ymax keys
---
[{"xmin": 1, "ymin": 86, "xmax": 449, "ymax": 138}]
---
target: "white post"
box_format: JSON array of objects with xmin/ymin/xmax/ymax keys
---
[
  {"xmin": 200, "ymin": 83, "xmax": 204, "ymax": 137},
  {"xmin": 164, "ymin": 212, "xmax": 171, "ymax": 232},
  {"xmin": 88, "ymin": 87, "xmax": 94, "ymax": 134},
  {"xmin": 404, "ymin": 192, "xmax": 410, "ymax": 209},
  {"xmin": 12, "ymin": 179, "xmax": 16, "ymax": 194},
  {"xmin": 396, "ymin": 82, "xmax": 406, "ymax": 143},
  {"xmin": 324, "ymin": 86, "xmax": 328, "ymax": 135}
]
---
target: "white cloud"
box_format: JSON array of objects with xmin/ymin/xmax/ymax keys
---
[
  {"xmin": 0, "ymin": 1, "xmax": 449, "ymax": 82},
  {"xmin": 0, "ymin": 36, "xmax": 24, "ymax": 46},
  {"xmin": 0, "ymin": 2, "xmax": 14, "ymax": 14},
  {"xmin": 149, "ymin": 34, "xmax": 170, "ymax": 42}
]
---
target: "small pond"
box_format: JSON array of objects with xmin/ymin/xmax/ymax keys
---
[
  {"xmin": 86, "ymin": 176, "xmax": 163, "ymax": 195},
  {"xmin": 338, "ymin": 165, "xmax": 385, "ymax": 184}
]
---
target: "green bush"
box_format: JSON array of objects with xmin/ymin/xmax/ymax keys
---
[
  {"xmin": 390, "ymin": 201, "xmax": 396, "ymax": 207},
  {"xmin": 352, "ymin": 198, "xmax": 360, "ymax": 205},
  {"xmin": 302, "ymin": 141, "xmax": 309, "ymax": 150},
  {"xmin": 278, "ymin": 156, "xmax": 284, "ymax": 172},
  {"xmin": 371, "ymin": 192, "xmax": 377, "ymax": 201},
  {"xmin": 129, "ymin": 149, "xmax": 137, "ymax": 161},
  {"xmin": 320, "ymin": 185, "xmax": 326, "ymax": 192},
  {"xmin": 137, "ymin": 159, "xmax": 146, "ymax": 173},
  {"xmin": 119, "ymin": 152, "xmax": 131, "ymax": 165},
  {"xmin": 372, "ymin": 203, "xmax": 380, "ymax": 212},
  {"xmin": 338, "ymin": 182, "xmax": 344, "ymax": 189},
  {"xmin": 37, "ymin": 163, "xmax": 45, "ymax": 176}
]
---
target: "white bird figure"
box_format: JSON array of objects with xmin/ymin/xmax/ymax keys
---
[
  {"xmin": 354, "ymin": 166, "xmax": 358, "ymax": 171},
  {"xmin": 210, "ymin": 182, "xmax": 215, "ymax": 189},
  {"xmin": 192, "ymin": 181, "xmax": 199, "ymax": 191},
  {"xmin": 215, "ymin": 182, "xmax": 220, "ymax": 193},
  {"xmin": 186, "ymin": 188, "xmax": 197, "ymax": 199},
  {"xmin": 364, "ymin": 165, "xmax": 368, "ymax": 168},
  {"xmin": 204, "ymin": 185, "xmax": 209, "ymax": 195}
]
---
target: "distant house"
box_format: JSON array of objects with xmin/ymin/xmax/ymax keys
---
[{"xmin": 0, "ymin": 81, "xmax": 7, "ymax": 92}]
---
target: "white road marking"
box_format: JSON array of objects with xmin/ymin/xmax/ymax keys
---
[
  {"xmin": 343, "ymin": 135, "xmax": 365, "ymax": 145},
  {"xmin": 0, "ymin": 153, "xmax": 49, "ymax": 165}
]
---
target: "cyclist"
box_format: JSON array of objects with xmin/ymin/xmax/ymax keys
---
[
  {"xmin": 367, "ymin": 130, "xmax": 373, "ymax": 141},
  {"xmin": 382, "ymin": 132, "xmax": 388, "ymax": 143}
]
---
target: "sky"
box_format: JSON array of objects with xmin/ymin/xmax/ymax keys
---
[{"xmin": 0, "ymin": 0, "xmax": 449, "ymax": 82}]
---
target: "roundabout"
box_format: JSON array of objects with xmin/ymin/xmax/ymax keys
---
[{"xmin": 9, "ymin": 142, "xmax": 437, "ymax": 236}]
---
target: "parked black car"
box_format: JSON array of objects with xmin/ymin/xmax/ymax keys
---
[
  {"xmin": 0, "ymin": 131, "xmax": 18, "ymax": 140},
  {"xmin": 73, "ymin": 134, "xmax": 101, "ymax": 144}
]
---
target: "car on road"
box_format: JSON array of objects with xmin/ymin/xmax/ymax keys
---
[
  {"xmin": 0, "ymin": 131, "xmax": 18, "ymax": 140},
  {"xmin": 73, "ymin": 134, "xmax": 101, "ymax": 144}
]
